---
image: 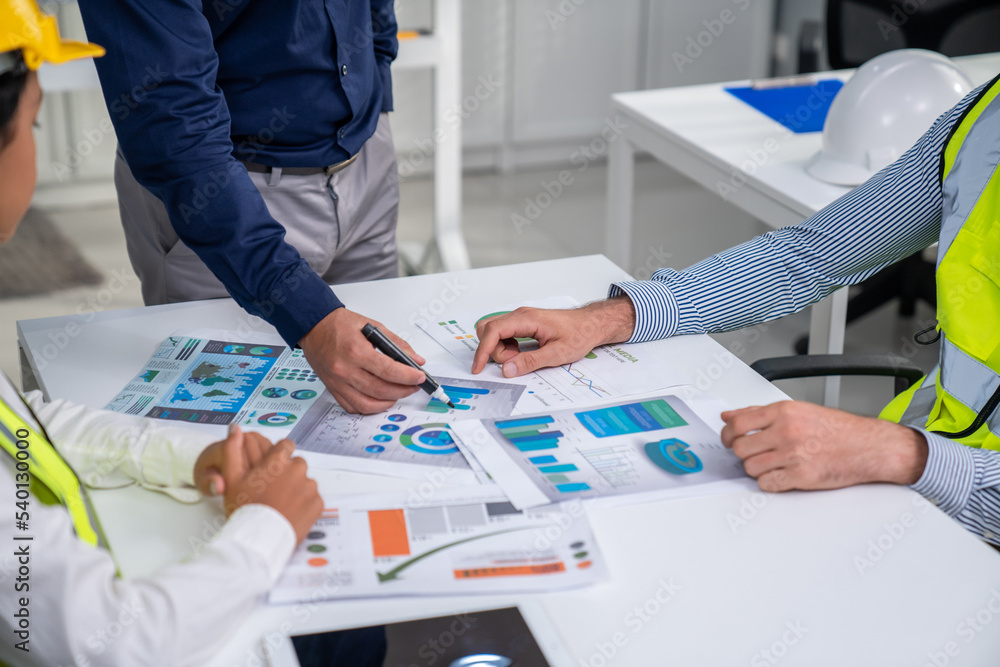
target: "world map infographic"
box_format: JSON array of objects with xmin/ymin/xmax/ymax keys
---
[
  {"xmin": 145, "ymin": 339, "xmax": 283, "ymax": 423},
  {"xmin": 106, "ymin": 334, "xmax": 323, "ymax": 426}
]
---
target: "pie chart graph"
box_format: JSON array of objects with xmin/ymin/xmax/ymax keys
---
[
  {"xmin": 399, "ymin": 423, "xmax": 458, "ymax": 455},
  {"xmin": 249, "ymin": 346, "xmax": 274, "ymax": 356},
  {"xmin": 258, "ymin": 412, "xmax": 297, "ymax": 427},
  {"xmin": 644, "ymin": 438, "xmax": 702, "ymax": 475},
  {"xmin": 262, "ymin": 387, "xmax": 288, "ymax": 398}
]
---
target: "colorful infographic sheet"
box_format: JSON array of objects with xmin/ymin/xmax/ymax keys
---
[
  {"xmin": 288, "ymin": 376, "xmax": 524, "ymax": 483},
  {"xmin": 269, "ymin": 488, "xmax": 605, "ymax": 604},
  {"xmin": 104, "ymin": 330, "xmax": 321, "ymax": 428},
  {"xmin": 450, "ymin": 393, "xmax": 747, "ymax": 509},
  {"xmin": 416, "ymin": 297, "xmax": 686, "ymax": 412}
]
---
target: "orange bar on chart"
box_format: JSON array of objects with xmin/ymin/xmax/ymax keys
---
[
  {"xmin": 368, "ymin": 509, "xmax": 411, "ymax": 557},
  {"xmin": 453, "ymin": 562, "xmax": 566, "ymax": 579}
]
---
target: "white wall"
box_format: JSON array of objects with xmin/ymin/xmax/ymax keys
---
[{"xmin": 34, "ymin": 0, "xmax": 778, "ymax": 204}]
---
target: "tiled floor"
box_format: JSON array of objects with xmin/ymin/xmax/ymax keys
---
[{"xmin": 1, "ymin": 158, "xmax": 939, "ymax": 415}]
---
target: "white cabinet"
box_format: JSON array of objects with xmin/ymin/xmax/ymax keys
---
[
  {"xmin": 509, "ymin": 0, "xmax": 643, "ymax": 143},
  {"xmin": 645, "ymin": 0, "xmax": 775, "ymax": 88}
]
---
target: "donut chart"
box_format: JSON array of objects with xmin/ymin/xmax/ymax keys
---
[
  {"xmin": 258, "ymin": 412, "xmax": 297, "ymax": 427},
  {"xmin": 644, "ymin": 438, "xmax": 703, "ymax": 475},
  {"xmin": 399, "ymin": 423, "xmax": 459, "ymax": 455}
]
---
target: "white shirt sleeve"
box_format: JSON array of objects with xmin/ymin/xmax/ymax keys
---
[
  {"xmin": 0, "ymin": 393, "xmax": 297, "ymax": 666},
  {"xmin": 22, "ymin": 390, "xmax": 219, "ymax": 503},
  {"xmin": 0, "ymin": 455, "xmax": 295, "ymax": 666}
]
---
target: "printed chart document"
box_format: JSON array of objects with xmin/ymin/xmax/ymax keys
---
[
  {"xmin": 450, "ymin": 393, "xmax": 748, "ymax": 509},
  {"xmin": 416, "ymin": 297, "xmax": 688, "ymax": 412},
  {"xmin": 268, "ymin": 488, "xmax": 605, "ymax": 604},
  {"xmin": 288, "ymin": 376, "xmax": 525, "ymax": 483},
  {"xmin": 104, "ymin": 330, "xmax": 321, "ymax": 429}
]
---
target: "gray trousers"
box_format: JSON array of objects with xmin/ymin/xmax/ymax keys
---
[{"xmin": 114, "ymin": 113, "xmax": 400, "ymax": 305}]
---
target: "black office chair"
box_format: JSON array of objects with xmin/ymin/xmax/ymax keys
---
[
  {"xmin": 751, "ymin": 353, "xmax": 924, "ymax": 398},
  {"xmin": 787, "ymin": 0, "xmax": 1000, "ymax": 356}
]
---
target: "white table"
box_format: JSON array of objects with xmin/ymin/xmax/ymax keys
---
[
  {"xmin": 17, "ymin": 256, "xmax": 1000, "ymax": 665},
  {"xmin": 607, "ymin": 52, "xmax": 1000, "ymax": 407}
]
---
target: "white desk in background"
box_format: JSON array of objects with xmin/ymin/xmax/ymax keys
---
[
  {"xmin": 606, "ymin": 52, "xmax": 1000, "ymax": 408},
  {"xmin": 17, "ymin": 256, "xmax": 1000, "ymax": 665}
]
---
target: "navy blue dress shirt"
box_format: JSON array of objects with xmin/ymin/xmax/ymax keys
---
[{"xmin": 78, "ymin": 0, "xmax": 398, "ymax": 346}]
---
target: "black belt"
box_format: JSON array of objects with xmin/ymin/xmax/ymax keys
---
[{"xmin": 241, "ymin": 153, "xmax": 358, "ymax": 177}]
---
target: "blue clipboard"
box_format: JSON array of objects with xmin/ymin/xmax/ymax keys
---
[{"xmin": 724, "ymin": 79, "xmax": 844, "ymax": 133}]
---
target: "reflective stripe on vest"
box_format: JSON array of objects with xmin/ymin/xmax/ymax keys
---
[
  {"xmin": 0, "ymin": 398, "xmax": 106, "ymax": 548},
  {"xmin": 880, "ymin": 74, "xmax": 1000, "ymax": 450}
]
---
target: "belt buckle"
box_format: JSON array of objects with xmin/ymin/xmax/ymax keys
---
[{"xmin": 324, "ymin": 153, "xmax": 357, "ymax": 176}]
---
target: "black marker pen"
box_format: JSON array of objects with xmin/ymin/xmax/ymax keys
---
[{"xmin": 362, "ymin": 323, "xmax": 456, "ymax": 408}]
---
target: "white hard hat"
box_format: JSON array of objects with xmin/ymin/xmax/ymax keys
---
[{"xmin": 806, "ymin": 49, "xmax": 973, "ymax": 187}]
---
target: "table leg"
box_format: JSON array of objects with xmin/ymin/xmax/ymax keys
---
[
  {"xmin": 606, "ymin": 131, "xmax": 636, "ymax": 271},
  {"xmin": 432, "ymin": 0, "xmax": 470, "ymax": 272},
  {"xmin": 807, "ymin": 288, "xmax": 848, "ymax": 408},
  {"xmin": 19, "ymin": 344, "xmax": 40, "ymax": 394}
]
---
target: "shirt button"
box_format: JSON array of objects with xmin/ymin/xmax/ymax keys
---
[
  {"xmin": 339, "ymin": 128, "xmax": 345, "ymax": 140},
  {"xmin": 341, "ymin": 64, "xmax": 348, "ymax": 76}
]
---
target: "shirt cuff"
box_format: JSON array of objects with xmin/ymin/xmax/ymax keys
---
[
  {"xmin": 137, "ymin": 425, "xmax": 218, "ymax": 502},
  {"xmin": 253, "ymin": 262, "xmax": 345, "ymax": 347},
  {"xmin": 910, "ymin": 429, "xmax": 977, "ymax": 517},
  {"xmin": 215, "ymin": 504, "xmax": 297, "ymax": 584},
  {"xmin": 378, "ymin": 59, "xmax": 393, "ymax": 113},
  {"xmin": 608, "ymin": 279, "xmax": 680, "ymax": 343}
]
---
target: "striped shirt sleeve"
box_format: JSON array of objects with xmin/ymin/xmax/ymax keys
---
[
  {"xmin": 912, "ymin": 431, "xmax": 1000, "ymax": 547},
  {"xmin": 610, "ymin": 83, "xmax": 987, "ymax": 343}
]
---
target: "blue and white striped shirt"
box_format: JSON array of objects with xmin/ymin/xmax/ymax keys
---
[{"xmin": 610, "ymin": 82, "xmax": 1000, "ymax": 546}]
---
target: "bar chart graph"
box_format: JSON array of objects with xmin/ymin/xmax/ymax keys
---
[
  {"xmin": 495, "ymin": 415, "xmax": 564, "ymax": 452},
  {"xmin": 425, "ymin": 384, "xmax": 489, "ymax": 413},
  {"xmin": 469, "ymin": 394, "xmax": 745, "ymax": 507},
  {"xmin": 526, "ymin": 453, "xmax": 591, "ymax": 493}
]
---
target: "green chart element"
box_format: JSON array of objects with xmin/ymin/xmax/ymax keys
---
[{"xmin": 376, "ymin": 527, "xmax": 530, "ymax": 582}]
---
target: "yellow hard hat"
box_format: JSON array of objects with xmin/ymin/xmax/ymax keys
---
[{"xmin": 0, "ymin": 0, "xmax": 104, "ymax": 74}]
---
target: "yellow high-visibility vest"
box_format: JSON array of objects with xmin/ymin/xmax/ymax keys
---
[
  {"xmin": 0, "ymin": 388, "xmax": 107, "ymax": 549},
  {"xmin": 881, "ymin": 74, "xmax": 1000, "ymax": 450}
]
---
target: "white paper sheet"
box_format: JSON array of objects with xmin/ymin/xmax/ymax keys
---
[
  {"xmin": 268, "ymin": 487, "xmax": 606, "ymax": 604},
  {"xmin": 415, "ymin": 297, "xmax": 690, "ymax": 413},
  {"xmin": 450, "ymin": 392, "xmax": 749, "ymax": 510},
  {"xmin": 287, "ymin": 376, "xmax": 526, "ymax": 484}
]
